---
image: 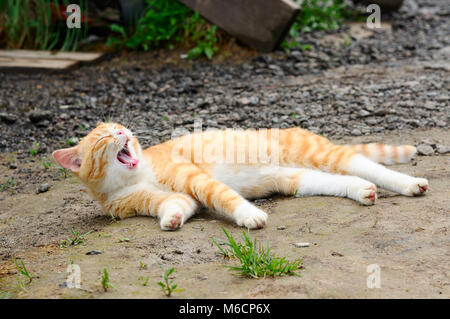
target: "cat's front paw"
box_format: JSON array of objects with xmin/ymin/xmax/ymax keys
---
[
  {"xmin": 233, "ymin": 202, "xmax": 268, "ymax": 229},
  {"xmin": 403, "ymin": 178, "xmax": 429, "ymax": 196},
  {"xmin": 160, "ymin": 211, "xmax": 184, "ymax": 231}
]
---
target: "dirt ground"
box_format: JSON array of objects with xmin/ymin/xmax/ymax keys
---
[{"xmin": 0, "ymin": 128, "xmax": 448, "ymax": 299}]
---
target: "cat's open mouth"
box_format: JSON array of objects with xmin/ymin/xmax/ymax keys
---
[{"xmin": 117, "ymin": 140, "xmax": 139, "ymax": 169}]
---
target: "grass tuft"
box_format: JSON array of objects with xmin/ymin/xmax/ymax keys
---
[
  {"xmin": 14, "ymin": 258, "xmax": 36, "ymax": 284},
  {"xmin": 59, "ymin": 228, "xmax": 92, "ymax": 248},
  {"xmin": 157, "ymin": 268, "xmax": 183, "ymax": 297},
  {"xmin": 101, "ymin": 268, "xmax": 114, "ymax": 292},
  {"xmin": 212, "ymin": 227, "xmax": 303, "ymax": 278}
]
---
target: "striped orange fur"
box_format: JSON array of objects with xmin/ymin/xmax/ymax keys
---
[{"xmin": 52, "ymin": 123, "xmax": 428, "ymax": 230}]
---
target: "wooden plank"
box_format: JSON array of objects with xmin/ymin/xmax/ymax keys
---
[
  {"xmin": 0, "ymin": 50, "xmax": 103, "ymax": 62},
  {"xmin": 179, "ymin": 0, "xmax": 300, "ymax": 52},
  {"xmin": 0, "ymin": 57, "xmax": 78, "ymax": 72}
]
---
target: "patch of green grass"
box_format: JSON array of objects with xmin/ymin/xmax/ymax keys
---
[
  {"xmin": 0, "ymin": 178, "xmax": 10, "ymax": 192},
  {"xmin": 65, "ymin": 138, "xmax": 77, "ymax": 146},
  {"xmin": 301, "ymin": 44, "xmax": 313, "ymax": 51},
  {"xmin": 101, "ymin": 268, "xmax": 114, "ymax": 292},
  {"xmin": 157, "ymin": 268, "xmax": 183, "ymax": 297},
  {"xmin": 59, "ymin": 167, "xmax": 71, "ymax": 179},
  {"xmin": 139, "ymin": 261, "xmax": 148, "ymax": 270},
  {"xmin": 0, "ymin": 178, "xmax": 16, "ymax": 192},
  {"xmin": 42, "ymin": 161, "xmax": 52, "ymax": 170},
  {"xmin": 14, "ymin": 258, "xmax": 36, "ymax": 284},
  {"xmin": 0, "ymin": 290, "xmax": 12, "ymax": 299},
  {"xmin": 212, "ymin": 227, "xmax": 303, "ymax": 278},
  {"xmin": 29, "ymin": 141, "xmax": 39, "ymax": 156},
  {"xmin": 342, "ymin": 36, "xmax": 352, "ymax": 47},
  {"xmin": 141, "ymin": 276, "xmax": 150, "ymax": 286},
  {"xmin": 59, "ymin": 228, "xmax": 92, "ymax": 248},
  {"xmin": 108, "ymin": 211, "xmax": 117, "ymax": 224}
]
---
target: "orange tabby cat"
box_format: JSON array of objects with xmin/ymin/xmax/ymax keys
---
[{"xmin": 53, "ymin": 122, "xmax": 428, "ymax": 230}]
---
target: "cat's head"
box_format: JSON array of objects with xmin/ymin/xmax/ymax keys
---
[{"xmin": 52, "ymin": 122, "xmax": 142, "ymax": 190}]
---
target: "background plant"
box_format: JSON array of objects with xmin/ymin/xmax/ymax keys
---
[
  {"xmin": 212, "ymin": 228, "xmax": 303, "ymax": 278},
  {"xmin": 0, "ymin": 0, "xmax": 88, "ymax": 51},
  {"xmin": 282, "ymin": 0, "xmax": 352, "ymax": 50},
  {"xmin": 107, "ymin": 0, "xmax": 219, "ymax": 59}
]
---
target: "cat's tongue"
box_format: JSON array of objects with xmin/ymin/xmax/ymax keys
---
[{"xmin": 117, "ymin": 148, "xmax": 139, "ymax": 169}]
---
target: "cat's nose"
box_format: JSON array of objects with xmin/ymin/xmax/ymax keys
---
[{"xmin": 116, "ymin": 130, "xmax": 125, "ymax": 135}]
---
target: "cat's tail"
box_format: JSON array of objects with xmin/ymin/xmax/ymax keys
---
[{"xmin": 345, "ymin": 143, "xmax": 417, "ymax": 165}]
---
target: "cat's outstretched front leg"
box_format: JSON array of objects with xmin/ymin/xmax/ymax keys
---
[
  {"xmin": 171, "ymin": 166, "xmax": 268, "ymax": 229},
  {"xmin": 105, "ymin": 187, "xmax": 197, "ymax": 230},
  {"xmin": 158, "ymin": 193, "xmax": 198, "ymax": 230}
]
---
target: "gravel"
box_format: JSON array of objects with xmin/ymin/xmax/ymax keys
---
[{"xmin": 0, "ymin": 0, "xmax": 448, "ymax": 155}]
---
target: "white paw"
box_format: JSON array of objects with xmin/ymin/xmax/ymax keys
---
[
  {"xmin": 348, "ymin": 181, "xmax": 377, "ymax": 205},
  {"xmin": 357, "ymin": 184, "xmax": 377, "ymax": 205},
  {"xmin": 160, "ymin": 211, "xmax": 184, "ymax": 231},
  {"xmin": 233, "ymin": 202, "xmax": 268, "ymax": 229},
  {"xmin": 403, "ymin": 178, "xmax": 429, "ymax": 196}
]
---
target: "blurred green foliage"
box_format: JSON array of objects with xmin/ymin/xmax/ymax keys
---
[{"xmin": 106, "ymin": 0, "xmax": 219, "ymax": 59}]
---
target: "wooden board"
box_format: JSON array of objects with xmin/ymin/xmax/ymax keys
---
[
  {"xmin": 179, "ymin": 0, "xmax": 300, "ymax": 52},
  {"xmin": 0, "ymin": 50, "xmax": 103, "ymax": 62},
  {"xmin": 0, "ymin": 50, "xmax": 104, "ymax": 72}
]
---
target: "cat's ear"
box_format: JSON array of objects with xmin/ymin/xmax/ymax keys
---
[
  {"xmin": 96, "ymin": 121, "xmax": 105, "ymax": 127},
  {"xmin": 52, "ymin": 147, "xmax": 81, "ymax": 173}
]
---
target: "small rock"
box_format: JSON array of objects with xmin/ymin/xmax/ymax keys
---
[
  {"xmin": 58, "ymin": 282, "xmax": 68, "ymax": 288},
  {"xmin": 0, "ymin": 113, "xmax": 18, "ymax": 124},
  {"xmin": 8, "ymin": 164, "xmax": 17, "ymax": 169},
  {"xmin": 294, "ymin": 242, "xmax": 310, "ymax": 248},
  {"xmin": 331, "ymin": 251, "xmax": 344, "ymax": 257},
  {"xmin": 424, "ymin": 101, "xmax": 437, "ymax": 110},
  {"xmin": 36, "ymin": 183, "xmax": 51, "ymax": 194},
  {"xmin": 238, "ymin": 97, "xmax": 251, "ymax": 105},
  {"xmin": 29, "ymin": 111, "xmax": 52, "ymax": 124},
  {"xmin": 351, "ymin": 129, "xmax": 362, "ymax": 136},
  {"xmin": 173, "ymin": 250, "xmax": 184, "ymax": 255},
  {"xmin": 86, "ymin": 250, "xmax": 102, "ymax": 255},
  {"xmin": 436, "ymin": 144, "xmax": 450, "ymax": 154},
  {"xmin": 417, "ymin": 144, "xmax": 435, "ymax": 156},
  {"xmin": 196, "ymin": 275, "xmax": 208, "ymax": 281},
  {"xmin": 277, "ymin": 226, "xmax": 286, "ymax": 230}
]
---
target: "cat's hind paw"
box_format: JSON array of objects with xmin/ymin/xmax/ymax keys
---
[
  {"xmin": 347, "ymin": 181, "xmax": 377, "ymax": 205},
  {"xmin": 404, "ymin": 178, "xmax": 429, "ymax": 196},
  {"xmin": 160, "ymin": 211, "xmax": 183, "ymax": 231},
  {"xmin": 357, "ymin": 184, "xmax": 377, "ymax": 205},
  {"xmin": 233, "ymin": 202, "xmax": 268, "ymax": 229}
]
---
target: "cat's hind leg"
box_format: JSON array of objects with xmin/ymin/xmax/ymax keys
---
[
  {"xmin": 295, "ymin": 169, "xmax": 377, "ymax": 205},
  {"xmin": 345, "ymin": 155, "xmax": 428, "ymax": 196},
  {"xmin": 218, "ymin": 165, "xmax": 377, "ymax": 205}
]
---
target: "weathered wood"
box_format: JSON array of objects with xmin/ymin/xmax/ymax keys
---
[
  {"xmin": 179, "ymin": 0, "xmax": 300, "ymax": 52},
  {"xmin": 0, "ymin": 50, "xmax": 103, "ymax": 62},
  {"xmin": 0, "ymin": 57, "xmax": 78, "ymax": 72}
]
